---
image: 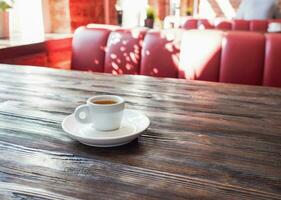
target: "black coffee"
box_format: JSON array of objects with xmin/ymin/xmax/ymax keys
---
[{"xmin": 93, "ymin": 100, "xmax": 118, "ymax": 105}]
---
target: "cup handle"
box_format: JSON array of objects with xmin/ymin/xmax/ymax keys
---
[{"xmin": 74, "ymin": 104, "xmax": 92, "ymax": 124}]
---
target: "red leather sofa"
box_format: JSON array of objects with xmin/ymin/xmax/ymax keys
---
[
  {"xmin": 182, "ymin": 18, "xmax": 281, "ymax": 32},
  {"xmin": 71, "ymin": 25, "xmax": 281, "ymax": 88}
]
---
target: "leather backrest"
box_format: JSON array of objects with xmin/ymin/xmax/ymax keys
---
[
  {"xmin": 182, "ymin": 18, "xmax": 281, "ymax": 33},
  {"xmin": 179, "ymin": 30, "xmax": 222, "ymax": 82},
  {"xmin": 232, "ymin": 20, "xmax": 250, "ymax": 31},
  {"xmin": 182, "ymin": 19, "xmax": 198, "ymax": 30},
  {"xmin": 198, "ymin": 19, "xmax": 214, "ymax": 29},
  {"xmin": 220, "ymin": 32, "xmax": 265, "ymax": 85},
  {"xmin": 250, "ymin": 20, "xmax": 268, "ymax": 32},
  {"xmin": 263, "ymin": 34, "xmax": 281, "ymax": 87},
  {"xmin": 71, "ymin": 25, "xmax": 116, "ymax": 72},
  {"xmin": 104, "ymin": 28, "xmax": 147, "ymax": 75},
  {"xmin": 71, "ymin": 25, "xmax": 281, "ymax": 88},
  {"xmin": 140, "ymin": 30, "xmax": 181, "ymax": 78},
  {"xmin": 215, "ymin": 21, "xmax": 232, "ymax": 30}
]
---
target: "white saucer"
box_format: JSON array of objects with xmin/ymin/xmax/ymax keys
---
[{"xmin": 62, "ymin": 109, "xmax": 150, "ymax": 147}]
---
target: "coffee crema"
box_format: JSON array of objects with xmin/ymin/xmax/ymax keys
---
[{"xmin": 93, "ymin": 100, "xmax": 118, "ymax": 105}]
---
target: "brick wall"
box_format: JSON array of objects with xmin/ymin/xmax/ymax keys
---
[
  {"xmin": 69, "ymin": 0, "xmax": 117, "ymax": 31},
  {"xmin": 49, "ymin": 0, "xmax": 117, "ymax": 33},
  {"xmin": 69, "ymin": 0, "xmax": 105, "ymax": 31}
]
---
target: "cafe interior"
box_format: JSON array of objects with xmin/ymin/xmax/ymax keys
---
[{"xmin": 0, "ymin": 0, "xmax": 280, "ymax": 199}]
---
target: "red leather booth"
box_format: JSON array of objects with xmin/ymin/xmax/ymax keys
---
[
  {"xmin": 232, "ymin": 20, "xmax": 250, "ymax": 31},
  {"xmin": 182, "ymin": 18, "xmax": 281, "ymax": 32},
  {"xmin": 215, "ymin": 21, "xmax": 232, "ymax": 30},
  {"xmin": 250, "ymin": 20, "xmax": 269, "ymax": 32},
  {"xmin": 104, "ymin": 28, "xmax": 147, "ymax": 75},
  {"xmin": 264, "ymin": 34, "xmax": 281, "ymax": 87},
  {"xmin": 71, "ymin": 26, "xmax": 114, "ymax": 72},
  {"xmin": 197, "ymin": 19, "xmax": 215, "ymax": 29},
  {"xmin": 71, "ymin": 25, "xmax": 281, "ymax": 88},
  {"xmin": 220, "ymin": 32, "xmax": 265, "ymax": 85},
  {"xmin": 140, "ymin": 30, "xmax": 180, "ymax": 78},
  {"xmin": 182, "ymin": 19, "xmax": 198, "ymax": 30},
  {"xmin": 178, "ymin": 30, "xmax": 223, "ymax": 82}
]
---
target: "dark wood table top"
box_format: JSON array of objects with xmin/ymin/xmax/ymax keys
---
[{"xmin": 0, "ymin": 64, "xmax": 280, "ymax": 200}]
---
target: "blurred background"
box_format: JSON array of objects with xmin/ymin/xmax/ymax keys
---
[
  {"xmin": 3, "ymin": 0, "xmax": 275, "ymax": 35},
  {"xmin": 0, "ymin": 0, "xmax": 280, "ymax": 70}
]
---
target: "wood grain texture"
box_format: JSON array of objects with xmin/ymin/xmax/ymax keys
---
[{"xmin": 0, "ymin": 64, "xmax": 280, "ymax": 200}]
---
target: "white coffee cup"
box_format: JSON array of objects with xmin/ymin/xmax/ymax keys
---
[{"xmin": 74, "ymin": 95, "xmax": 125, "ymax": 131}]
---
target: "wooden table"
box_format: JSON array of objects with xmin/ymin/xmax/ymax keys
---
[{"xmin": 0, "ymin": 64, "xmax": 280, "ymax": 200}]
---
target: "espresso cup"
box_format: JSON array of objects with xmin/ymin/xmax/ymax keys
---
[{"xmin": 74, "ymin": 95, "xmax": 125, "ymax": 131}]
